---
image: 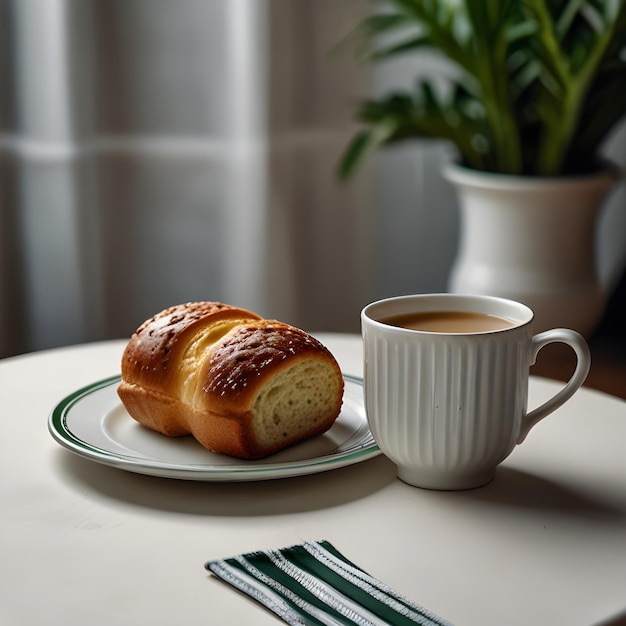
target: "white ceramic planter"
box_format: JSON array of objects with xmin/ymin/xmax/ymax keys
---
[{"xmin": 444, "ymin": 162, "xmax": 620, "ymax": 336}]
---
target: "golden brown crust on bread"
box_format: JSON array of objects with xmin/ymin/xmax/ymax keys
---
[
  {"xmin": 117, "ymin": 302, "xmax": 344, "ymax": 459},
  {"xmin": 202, "ymin": 320, "xmax": 334, "ymax": 413},
  {"xmin": 120, "ymin": 301, "xmax": 262, "ymax": 392}
]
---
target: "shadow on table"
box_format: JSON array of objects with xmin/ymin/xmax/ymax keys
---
[
  {"xmin": 594, "ymin": 610, "xmax": 626, "ymax": 626},
  {"xmin": 54, "ymin": 449, "xmax": 397, "ymax": 516},
  {"xmin": 55, "ymin": 447, "xmax": 624, "ymax": 523},
  {"xmin": 446, "ymin": 466, "xmax": 625, "ymax": 521}
]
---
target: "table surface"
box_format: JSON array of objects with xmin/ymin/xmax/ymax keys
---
[{"xmin": 1, "ymin": 335, "xmax": 625, "ymax": 626}]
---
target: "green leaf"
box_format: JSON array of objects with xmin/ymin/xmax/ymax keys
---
[
  {"xmin": 365, "ymin": 35, "xmax": 433, "ymax": 61},
  {"xmin": 335, "ymin": 0, "xmax": 626, "ymax": 177},
  {"xmin": 338, "ymin": 118, "xmax": 399, "ymax": 180}
]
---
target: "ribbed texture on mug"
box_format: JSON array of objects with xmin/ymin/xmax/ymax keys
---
[{"xmin": 364, "ymin": 333, "xmax": 528, "ymax": 484}]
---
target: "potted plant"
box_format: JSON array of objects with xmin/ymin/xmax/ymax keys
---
[{"xmin": 339, "ymin": 0, "xmax": 626, "ymax": 335}]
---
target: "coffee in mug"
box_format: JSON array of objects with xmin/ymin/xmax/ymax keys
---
[
  {"xmin": 361, "ymin": 294, "xmax": 591, "ymax": 490},
  {"xmin": 380, "ymin": 310, "xmax": 517, "ymax": 333}
]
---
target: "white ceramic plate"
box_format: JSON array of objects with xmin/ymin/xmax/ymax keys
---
[{"xmin": 49, "ymin": 374, "xmax": 380, "ymax": 481}]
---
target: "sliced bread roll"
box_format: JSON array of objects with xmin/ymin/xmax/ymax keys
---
[{"xmin": 117, "ymin": 302, "xmax": 344, "ymax": 459}]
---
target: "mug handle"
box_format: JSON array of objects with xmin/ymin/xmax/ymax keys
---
[{"xmin": 517, "ymin": 329, "xmax": 591, "ymax": 444}]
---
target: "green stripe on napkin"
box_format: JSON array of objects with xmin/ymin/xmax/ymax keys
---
[{"xmin": 205, "ymin": 540, "xmax": 453, "ymax": 626}]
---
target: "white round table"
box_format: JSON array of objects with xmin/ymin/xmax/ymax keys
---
[{"xmin": 1, "ymin": 335, "xmax": 624, "ymax": 626}]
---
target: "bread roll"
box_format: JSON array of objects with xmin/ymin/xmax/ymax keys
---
[{"xmin": 117, "ymin": 302, "xmax": 344, "ymax": 459}]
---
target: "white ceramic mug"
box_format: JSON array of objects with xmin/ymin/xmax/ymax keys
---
[{"xmin": 361, "ymin": 294, "xmax": 591, "ymax": 490}]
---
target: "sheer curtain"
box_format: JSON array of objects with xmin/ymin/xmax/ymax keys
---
[
  {"xmin": 0, "ymin": 0, "xmax": 375, "ymax": 357},
  {"xmin": 1, "ymin": 0, "xmax": 625, "ymax": 360}
]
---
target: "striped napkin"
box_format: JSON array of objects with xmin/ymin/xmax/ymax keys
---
[{"xmin": 205, "ymin": 540, "xmax": 453, "ymax": 626}]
